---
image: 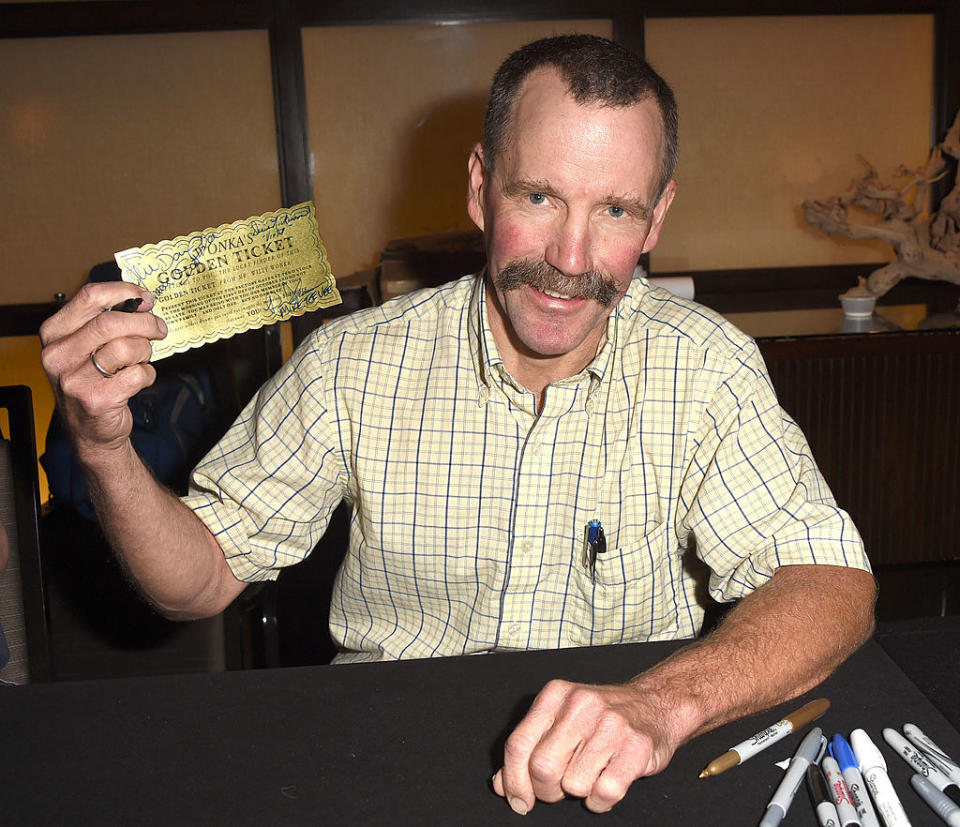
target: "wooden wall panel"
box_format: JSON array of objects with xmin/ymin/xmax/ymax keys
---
[
  {"xmin": 0, "ymin": 30, "xmax": 281, "ymax": 305},
  {"xmin": 300, "ymin": 19, "xmax": 612, "ymax": 279},
  {"xmin": 646, "ymin": 15, "xmax": 935, "ymax": 273}
]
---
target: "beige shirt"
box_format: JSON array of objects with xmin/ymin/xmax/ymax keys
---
[{"xmin": 184, "ymin": 273, "xmax": 870, "ymax": 663}]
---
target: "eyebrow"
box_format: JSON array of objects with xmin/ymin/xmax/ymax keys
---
[{"xmin": 500, "ymin": 176, "xmax": 651, "ymax": 221}]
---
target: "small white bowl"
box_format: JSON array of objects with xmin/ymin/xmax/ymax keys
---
[{"xmin": 839, "ymin": 294, "xmax": 877, "ymax": 318}]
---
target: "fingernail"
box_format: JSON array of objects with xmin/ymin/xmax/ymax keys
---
[
  {"xmin": 508, "ymin": 796, "xmax": 528, "ymax": 815},
  {"xmin": 158, "ymin": 317, "xmax": 168, "ymax": 335}
]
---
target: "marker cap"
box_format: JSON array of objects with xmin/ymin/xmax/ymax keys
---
[
  {"xmin": 831, "ymin": 734, "xmax": 860, "ymax": 774},
  {"xmin": 850, "ymin": 728, "xmax": 887, "ymax": 773}
]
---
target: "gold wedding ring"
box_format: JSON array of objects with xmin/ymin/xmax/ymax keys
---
[{"xmin": 90, "ymin": 347, "xmax": 117, "ymax": 378}]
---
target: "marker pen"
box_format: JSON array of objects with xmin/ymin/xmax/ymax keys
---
[
  {"xmin": 904, "ymin": 724, "xmax": 960, "ymax": 787},
  {"xmin": 699, "ymin": 698, "xmax": 830, "ymax": 778},
  {"xmin": 883, "ymin": 728, "xmax": 955, "ymax": 792},
  {"xmin": 850, "ymin": 728, "xmax": 912, "ymax": 827},
  {"xmin": 823, "ymin": 754, "xmax": 863, "ymax": 827},
  {"xmin": 759, "ymin": 727, "xmax": 824, "ymax": 827},
  {"xmin": 911, "ymin": 774, "xmax": 960, "ymax": 827},
  {"xmin": 832, "ymin": 733, "xmax": 882, "ymax": 827},
  {"xmin": 808, "ymin": 763, "xmax": 842, "ymax": 827},
  {"xmin": 110, "ymin": 297, "xmax": 144, "ymax": 313}
]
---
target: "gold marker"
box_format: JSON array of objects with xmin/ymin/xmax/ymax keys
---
[{"xmin": 699, "ymin": 698, "xmax": 830, "ymax": 778}]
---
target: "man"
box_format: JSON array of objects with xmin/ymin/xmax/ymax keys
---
[{"xmin": 41, "ymin": 35, "xmax": 875, "ymax": 815}]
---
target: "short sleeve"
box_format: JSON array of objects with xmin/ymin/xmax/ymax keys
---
[
  {"xmin": 182, "ymin": 334, "xmax": 350, "ymax": 582},
  {"xmin": 680, "ymin": 342, "xmax": 871, "ymax": 603}
]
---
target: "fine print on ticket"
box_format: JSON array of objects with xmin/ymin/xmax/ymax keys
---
[{"xmin": 115, "ymin": 202, "xmax": 341, "ymax": 360}]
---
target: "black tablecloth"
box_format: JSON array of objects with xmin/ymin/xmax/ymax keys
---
[{"xmin": 3, "ymin": 637, "xmax": 958, "ymax": 825}]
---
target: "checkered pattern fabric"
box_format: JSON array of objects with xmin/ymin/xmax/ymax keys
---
[{"xmin": 184, "ymin": 273, "xmax": 869, "ymax": 663}]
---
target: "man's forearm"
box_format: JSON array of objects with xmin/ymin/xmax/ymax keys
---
[
  {"xmin": 627, "ymin": 564, "xmax": 877, "ymax": 749},
  {"xmin": 81, "ymin": 439, "xmax": 246, "ymax": 620}
]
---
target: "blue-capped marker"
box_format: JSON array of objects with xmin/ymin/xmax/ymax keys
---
[
  {"xmin": 832, "ymin": 734, "xmax": 881, "ymax": 827},
  {"xmin": 585, "ymin": 519, "xmax": 606, "ymax": 581}
]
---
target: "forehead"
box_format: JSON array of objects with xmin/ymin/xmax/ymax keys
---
[{"xmin": 500, "ymin": 67, "xmax": 665, "ymax": 201}]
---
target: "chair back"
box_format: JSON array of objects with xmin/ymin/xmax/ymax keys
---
[{"xmin": 0, "ymin": 385, "xmax": 52, "ymax": 683}]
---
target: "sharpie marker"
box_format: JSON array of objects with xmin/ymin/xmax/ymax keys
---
[
  {"xmin": 823, "ymin": 754, "xmax": 863, "ymax": 826},
  {"xmin": 110, "ymin": 297, "xmax": 144, "ymax": 313},
  {"xmin": 699, "ymin": 698, "xmax": 830, "ymax": 777},
  {"xmin": 808, "ymin": 763, "xmax": 842, "ymax": 827},
  {"xmin": 904, "ymin": 724, "xmax": 960, "ymax": 787},
  {"xmin": 883, "ymin": 728, "xmax": 955, "ymax": 793},
  {"xmin": 832, "ymin": 733, "xmax": 882, "ymax": 827},
  {"xmin": 911, "ymin": 774, "xmax": 960, "ymax": 826},
  {"xmin": 759, "ymin": 727, "xmax": 824, "ymax": 827},
  {"xmin": 850, "ymin": 728, "xmax": 912, "ymax": 827}
]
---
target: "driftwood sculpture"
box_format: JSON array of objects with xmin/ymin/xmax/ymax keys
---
[{"xmin": 802, "ymin": 108, "xmax": 960, "ymax": 297}]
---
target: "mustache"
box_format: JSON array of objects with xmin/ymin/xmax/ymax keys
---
[{"xmin": 493, "ymin": 258, "xmax": 622, "ymax": 307}]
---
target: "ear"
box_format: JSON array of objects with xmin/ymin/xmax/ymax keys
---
[
  {"xmin": 640, "ymin": 179, "xmax": 677, "ymax": 254},
  {"xmin": 466, "ymin": 143, "xmax": 487, "ymax": 232}
]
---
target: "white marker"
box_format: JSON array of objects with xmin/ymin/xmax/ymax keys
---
[
  {"xmin": 904, "ymin": 724, "xmax": 960, "ymax": 787},
  {"xmin": 883, "ymin": 728, "xmax": 955, "ymax": 792},
  {"xmin": 823, "ymin": 754, "xmax": 864, "ymax": 826},
  {"xmin": 910, "ymin": 774, "xmax": 960, "ymax": 827},
  {"xmin": 850, "ymin": 728, "xmax": 912, "ymax": 827}
]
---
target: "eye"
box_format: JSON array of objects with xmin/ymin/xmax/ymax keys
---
[
  {"xmin": 607, "ymin": 205, "xmax": 625, "ymax": 218},
  {"xmin": 528, "ymin": 192, "xmax": 547, "ymax": 205}
]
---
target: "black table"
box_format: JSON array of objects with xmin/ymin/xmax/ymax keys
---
[{"xmin": 3, "ymin": 638, "xmax": 958, "ymax": 825}]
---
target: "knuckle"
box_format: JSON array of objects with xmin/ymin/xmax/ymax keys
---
[
  {"xmin": 566, "ymin": 686, "xmax": 602, "ymax": 717},
  {"xmin": 503, "ymin": 731, "xmax": 537, "ymax": 762},
  {"xmin": 76, "ymin": 282, "xmax": 101, "ymax": 307},
  {"xmin": 39, "ymin": 344, "xmax": 61, "ymax": 378},
  {"xmin": 527, "ymin": 750, "xmax": 562, "ymax": 784},
  {"xmin": 58, "ymin": 370, "xmax": 85, "ymax": 401},
  {"xmin": 592, "ymin": 774, "xmax": 627, "ymax": 806},
  {"xmin": 561, "ymin": 774, "xmax": 592, "ymax": 799},
  {"xmin": 597, "ymin": 710, "xmax": 628, "ymax": 735},
  {"xmin": 90, "ymin": 311, "xmax": 118, "ymax": 339},
  {"xmin": 38, "ymin": 314, "xmax": 60, "ymax": 346}
]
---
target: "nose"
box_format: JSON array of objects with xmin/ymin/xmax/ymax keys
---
[{"xmin": 544, "ymin": 212, "xmax": 593, "ymax": 276}]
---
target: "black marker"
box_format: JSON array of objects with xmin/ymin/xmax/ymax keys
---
[
  {"xmin": 807, "ymin": 764, "xmax": 840, "ymax": 827},
  {"xmin": 111, "ymin": 297, "xmax": 144, "ymax": 313}
]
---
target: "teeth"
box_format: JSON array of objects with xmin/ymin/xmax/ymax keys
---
[{"xmin": 542, "ymin": 289, "xmax": 573, "ymax": 299}]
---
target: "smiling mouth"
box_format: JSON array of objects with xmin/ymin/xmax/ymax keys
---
[{"xmin": 539, "ymin": 288, "xmax": 578, "ymax": 300}]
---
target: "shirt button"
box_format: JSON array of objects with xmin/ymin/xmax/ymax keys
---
[
  {"xmin": 531, "ymin": 443, "xmax": 542, "ymax": 457},
  {"xmin": 509, "ymin": 623, "xmax": 522, "ymax": 636},
  {"xmin": 520, "ymin": 540, "xmax": 533, "ymax": 555}
]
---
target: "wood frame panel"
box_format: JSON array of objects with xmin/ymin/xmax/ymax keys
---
[{"xmin": 2, "ymin": 0, "xmax": 957, "ymax": 315}]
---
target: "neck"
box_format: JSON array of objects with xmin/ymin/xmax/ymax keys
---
[{"xmin": 484, "ymin": 280, "xmax": 605, "ymax": 402}]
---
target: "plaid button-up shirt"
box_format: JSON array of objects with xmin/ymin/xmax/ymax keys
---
[{"xmin": 185, "ymin": 273, "xmax": 869, "ymax": 663}]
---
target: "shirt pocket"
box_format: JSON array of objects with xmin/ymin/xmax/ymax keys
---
[{"xmin": 566, "ymin": 522, "xmax": 679, "ymax": 647}]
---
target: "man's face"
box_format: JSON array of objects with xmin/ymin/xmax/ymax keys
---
[{"xmin": 468, "ymin": 68, "xmax": 676, "ymax": 380}]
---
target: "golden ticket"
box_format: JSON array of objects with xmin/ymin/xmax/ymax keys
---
[{"xmin": 115, "ymin": 202, "xmax": 340, "ymax": 360}]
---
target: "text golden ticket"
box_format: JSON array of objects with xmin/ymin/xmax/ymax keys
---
[{"xmin": 115, "ymin": 202, "xmax": 340, "ymax": 360}]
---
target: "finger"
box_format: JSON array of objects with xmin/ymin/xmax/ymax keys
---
[
  {"xmin": 43, "ymin": 308, "xmax": 166, "ymax": 384},
  {"xmin": 500, "ymin": 680, "xmax": 572, "ymax": 814},
  {"xmin": 531, "ymin": 684, "xmax": 622, "ymax": 802},
  {"xmin": 528, "ymin": 721, "xmax": 586, "ymax": 802},
  {"xmin": 582, "ymin": 735, "xmax": 654, "ymax": 813},
  {"xmin": 59, "ymin": 358, "xmax": 156, "ymax": 449},
  {"xmin": 88, "ymin": 335, "xmax": 156, "ymax": 379},
  {"xmin": 40, "ymin": 282, "xmax": 155, "ymax": 346},
  {"xmin": 491, "ymin": 768, "xmax": 504, "ymax": 797}
]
